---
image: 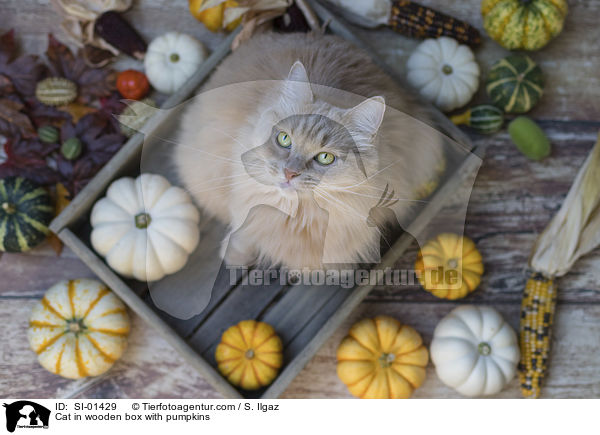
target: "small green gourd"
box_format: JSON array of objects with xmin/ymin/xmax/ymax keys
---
[
  {"xmin": 450, "ymin": 105, "xmax": 504, "ymax": 134},
  {"xmin": 61, "ymin": 137, "xmax": 83, "ymax": 160},
  {"xmin": 35, "ymin": 77, "xmax": 77, "ymax": 106},
  {"xmin": 0, "ymin": 176, "xmax": 53, "ymax": 252},
  {"xmin": 508, "ymin": 116, "xmax": 551, "ymax": 161},
  {"xmin": 486, "ymin": 55, "xmax": 544, "ymax": 114},
  {"xmin": 37, "ymin": 125, "xmax": 60, "ymax": 143}
]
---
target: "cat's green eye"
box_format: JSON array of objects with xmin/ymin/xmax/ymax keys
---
[
  {"xmin": 315, "ymin": 152, "xmax": 335, "ymax": 165},
  {"xmin": 277, "ymin": 131, "xmax": 292, "ymax": 148}
]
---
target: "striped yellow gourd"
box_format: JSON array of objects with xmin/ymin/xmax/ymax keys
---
[
  {"xmin": 27, "ymin": 279, "xmax": 130, "ymax": 379},
  {"xmin": 482, "ymin": 0, "xmax": 568, "ymax": 51},
  {"xmin": 518, "ymin": 273, "xmax": 557, "ymax": 398}
]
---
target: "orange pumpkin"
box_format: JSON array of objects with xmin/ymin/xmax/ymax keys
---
[
  {"xmin": 337, "ymin": 316, "xmax": 428, "ymax": 399},
  {"xmin": 415, "ymin": 233, "xmax": 483, "ymax": 300},
  {"xmin": 215, "ymin": 320, "xmax": 283, "ymax": 390}
]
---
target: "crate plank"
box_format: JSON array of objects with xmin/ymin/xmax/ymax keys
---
[
  {"xmin": 189, "ymin": 276, "xmax": 287, "ymax": 358},
  {"xmin": 260, "ymin": 283, "xmax": 342, "ymax": 344}
]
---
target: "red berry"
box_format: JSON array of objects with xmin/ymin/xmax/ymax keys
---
[{"xmin": 116, "ymin": 70, "xmax": 150, "ymax": 100}]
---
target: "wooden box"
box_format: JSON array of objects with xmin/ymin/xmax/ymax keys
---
[{"xmin": 49, "ymin": 1, "xmax": 481, "ymax": 399}]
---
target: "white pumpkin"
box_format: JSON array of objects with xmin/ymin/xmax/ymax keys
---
[
  {"xmin": 91, "ymin": 173, "xmax": 201, "ymax": 282},
  {"xmin": 144, "ymin": 32, "xmax": 208, "ymax": 94},
  {"xmin": 430, "ymin": 305, "xmax": 520, "ymax": 397},
  {"xmin": 407, "ymin": 37, "xmax": 480, "ymax": 112},
  {"xmin": 28, "ymin": 279, "xmax": 130, "ymax": 379}
]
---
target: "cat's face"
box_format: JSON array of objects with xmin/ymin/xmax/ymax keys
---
[{"xmin": 241, "ymin": 61, "xmax": 386, "ymax": 198}]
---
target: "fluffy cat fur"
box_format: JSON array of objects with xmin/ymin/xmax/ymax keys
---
[{"xmin": 175, "ymin": 32, "xmax": 442, "ymax": 269}]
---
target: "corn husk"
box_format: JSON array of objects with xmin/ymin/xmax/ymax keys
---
[
  {"xmin": 519, "ymin": 132, "xmax": 600, "ymax": 398},
  {"xmin": 530, "ymin": 132, "xmax": 600, "ymax": 277}
]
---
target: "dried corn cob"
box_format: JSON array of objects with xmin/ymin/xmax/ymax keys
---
[
  {"xmin": 389, "ymin": 0, "xmax": 481, "ymax": 47},
  {"xmin": 518, "ymin": 272, "xmax": 557, "ymax": 398}
]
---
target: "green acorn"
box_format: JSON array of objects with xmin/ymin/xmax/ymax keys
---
[
  {"xmin": 61, "ymin": 137, "xmax": 83, "ymax": 160},
  {"xmin": 36, "ymin": 77, "xmax": 77, "ymax": 106},
  {"xmin": 37, "ymin": 125, "xmax": 60, "ymax": 143}
]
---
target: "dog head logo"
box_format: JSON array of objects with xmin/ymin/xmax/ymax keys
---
[{"xmin": 3, "ymin": 401, "xmax": 50, "ymax": 432}]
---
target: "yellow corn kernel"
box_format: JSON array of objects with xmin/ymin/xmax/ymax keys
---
[{"xmin": 519, "ymin": 273, "xmax": 557, "ymax": 398}]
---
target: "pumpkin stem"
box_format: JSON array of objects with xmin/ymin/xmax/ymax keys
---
[
  {"xmin": 379, "ymin": 352, "xmax": 395, "ymax": 368},
  {"xmin": 67, "ymin": 318, "xmax": 86, "ymax": 335},
  {"xmin": 478, "ymin": 342, "xmax": 492, "ymax": 356},
  {"xmin": 135, "ymin": 212, "xmax": 152, "ymax": 229},
  {"xmin": 245, "ymin": 349, "xmax": 255, "ymax": 360},
  {"xmin": 170, "ymin": 53, "xmax": 180, "ymax": 63},
  {"xmin": 1, "ymin": 202, "xmax": 16, "ymax": 214},
  {"xmin": 447, "ymin": 258, "xmax": 459, "ymax": 269},
  {"xmin": 442, "ymin": 64, "xmax": 453, "ymax": 75}
]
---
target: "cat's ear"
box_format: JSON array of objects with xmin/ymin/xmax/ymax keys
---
[
  {"xmin": 281, "ymin": 61, "xmax": 313, "ymax": 108},
  {"xmin": 346, "ymin": 96, "xmax": 386, "ymax": 138}
]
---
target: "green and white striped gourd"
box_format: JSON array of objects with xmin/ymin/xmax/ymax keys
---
[
  {"xmin": 35, "ymin": 77, "xmax": 77, "ymax": 106},
  {"xmin": 0, "ymin": 177, "xmax": 53, "ymax": 252},
  {"xmin": 450, "ymin": 105, "xmax": 504, "ymax": 134},
  {"xmin": 486, "ymin": 55, "xmax": 544, "ymax": 114}
]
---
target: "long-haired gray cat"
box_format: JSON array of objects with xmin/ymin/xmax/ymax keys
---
[{"xmin": 175, "ymin": 32, "xmax": 441, "ymax": 269}]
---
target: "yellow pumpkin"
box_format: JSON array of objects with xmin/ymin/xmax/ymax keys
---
[
  {"xmin": 215, "ymin": 320, "xmax": 283, "ymax": 390},
  {"xmin": 415, "ymin": 233, "xmax": 483, "ymax": 300},
  {"xmin": 189, "ymin": 0, "xmax": 242, "ymax": 32},
  {"xmin": 337, "ymin": 316, "xmax": 428, "ymax": 399},
  {"xmin": 27, "ymin": 279, "xmax": 130, "ymax": 379}
]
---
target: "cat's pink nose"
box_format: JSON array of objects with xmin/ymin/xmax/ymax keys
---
[{"xmin": 284, "ymin": 168, "xmax": 300, "ymax": 182}]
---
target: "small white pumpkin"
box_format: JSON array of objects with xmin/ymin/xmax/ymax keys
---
[
  {"xmin": 28, "ymin": 279, "xmax": 130, "ymax": 379},
  {"xmin": 407, "ymin": 37, "xmax": 480, "ymax": 112},
  {"xmin": 91, "ymin": 173, "xmax": 201, "ymax": 282},
  {"xmin": 430, "ymin": 305, "xmax": 520, "ymax": 397},
  {"xmin": 144, "ymin": 32, "xmax": 208, "ymax": 94}
]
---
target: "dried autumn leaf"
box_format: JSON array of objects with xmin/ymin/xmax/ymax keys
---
[
  {"xmin": 46, "ymin": 233, "xmax": 64, "ymax": 256},
  {"xmin": 45, "ymin": 34, "xmax": 116, "ymax": 105},
  {"xmin": 58, "ymin": 102, "xmax": 97, "ymax": 123},
  {"xmin": 55, "ymin": 182, "xmax": 71, "ymax": 214},
  {"xmin": 0, "ymin": 30, "xmax": 48, "ymax": 97},
  {"xmin": 0, "ymin": 136, "xmax": 60, "ymax": 185},
  {"xmin": 0, "ymin": 96, "xmax": 35, "ymax": 138},
  {"xmin": 57, "ymin": 113, "xmax": 125, "ymax": 195}
]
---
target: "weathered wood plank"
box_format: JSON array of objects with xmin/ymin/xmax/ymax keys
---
[
  {"xmin": 3, "ymin": 299, "xmax": 598, "ymax": 399},
  {"xmin": 190, "ymin": 277, "xmax": 287, "ymax": 358},
  {"xmin": 370, "ymin": 122, "xmax": 600, "ymax": 304},
  {"xmin": 0, "ymin": 253, "xmax": 96, "ymax": 297},
  {"xmin": 0, "ymin": 300, "xmax": 221, "ymax": 399},
  {"xmin": 281, "ymin": 301, "xmax": 600, "ymax": 398},
  {"xmin": 349, "ymin": 0, "xmax": 600, "ymax": 121}
]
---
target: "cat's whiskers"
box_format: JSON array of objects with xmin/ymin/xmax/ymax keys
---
[
  {"xmin": 313, "ymin": 188, "xmax": 394, "ymax": 250},
  {"xmin": 318, "ymin": 183, "xmax": 429, "ymax": 204},
  {"xmin": 313, "ymin": 188, "xmax": 368, "ymax": 221},
  {"xmin": 154, "ymin": 135, "xmax": 251, "ymax": 167},
  {"xmin": 187, "ymin": 178, "xmax": 255, "ymax": 194},
  {"xmin": 336, "ymin": 159, "xmax": 403, "ymax": 190},
  {"xmin": 203, "ymin": 125, "xmax": 251, "ymax": 151}
]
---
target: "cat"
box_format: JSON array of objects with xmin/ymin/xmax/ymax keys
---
[{"xmin": 174, "ymin": 32, "xmax": 442, "ymax": 269}]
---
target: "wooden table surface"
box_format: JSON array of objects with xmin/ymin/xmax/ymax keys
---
[{"xmin": 1, "ymin": 0, "xmax": 599, "ymax": 399}]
